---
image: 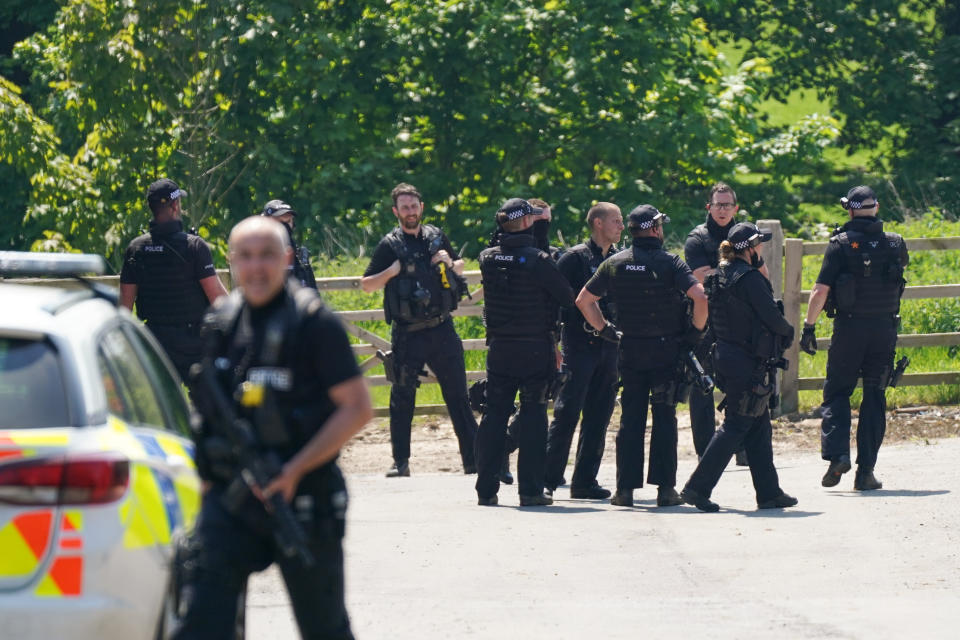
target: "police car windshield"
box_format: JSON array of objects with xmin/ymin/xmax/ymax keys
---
[{"xmin": 0, "ymin": 337, "xmax": 70, "ymax": 428}]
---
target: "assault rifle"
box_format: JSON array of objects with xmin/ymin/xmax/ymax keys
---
[
  {"xmin": 191, "ymin": 359, "xmax": 315, "ymax": 567},
  {"xmin": 684, "ymin": 350, "xmax": 714, "ymax": 395}
]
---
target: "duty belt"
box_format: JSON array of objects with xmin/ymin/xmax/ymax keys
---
[{"xmin": 399, "ymin": 313, "xmax": 449, "ymax": 333}]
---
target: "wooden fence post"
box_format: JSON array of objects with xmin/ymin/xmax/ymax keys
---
[
  {"xmin": 757, "ymin": 220, "xmax": 784, "ymax": 298},
  {"xmin": 781, "ymin": 238, "xmax": 804, "ymax": 414}
]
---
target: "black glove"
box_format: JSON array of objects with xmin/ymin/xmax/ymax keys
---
[
  {"xmin": 800, "ymin": 323, "xmax": 817, "ymax": 355},
  {"xmin": 599, "ymin": 321, "xmax": 622, "ymax": 344}
]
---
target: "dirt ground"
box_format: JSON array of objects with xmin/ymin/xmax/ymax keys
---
[{"xmin": 339, "ymin": 403, "xmax": 960, "ymax": 475}]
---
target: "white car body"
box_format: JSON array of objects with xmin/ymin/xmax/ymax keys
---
[{"xmin": 0, "ymin": 282, "xmax": 201, "ymax": 639}]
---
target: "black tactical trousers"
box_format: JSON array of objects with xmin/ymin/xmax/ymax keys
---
[
  {"xmin": 475, "ymin": 337, "xmax": 555, "ymax": 499},
  {"xmin": 389, "ymin": 319, "xmax": 477, "ymax": 466},
  {"xmin": 148, "ymin": 321, "xmax": 203, "ymax": 385},
  {"xmin": 688, "ymin": 335, "xmax": 717, "ymax": 457},
  {"xmin": 175, "ymin": 489, "xmax": 353, "ymax": 640},
  {"xmin": 616, "ymin": 364, "xmax": 679, "ymax": 491},
  {"xmin": 684, "ymin": 344, "xmax": 783, "ymax": 503},
  {"xmin": 544, "ymin": 339, "xmax": 618, "ymax": 491},
  {"xmin": 821, "ymin": 315, "xmax": 897, "ymax": 469}
]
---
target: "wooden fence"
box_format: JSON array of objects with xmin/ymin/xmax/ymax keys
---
[{"xmin": 8, "ymin": 227, "xmax": 959, "ymax": 417}]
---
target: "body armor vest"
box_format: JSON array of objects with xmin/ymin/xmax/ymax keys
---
[
  {"xmin": 561, "ymin": 242, "xmax": 616, "ymax": 327},
  {"xmin": 479, "ymin": 243, "xmax": 557, "ymax": 339},
  {"xmin": 609, "ymin": 246, "xmax": 688, "ymax": 339},
  {"xmin": 705, "ymin": 260, "xmax": 757, "ymax": 350},
  {"xmin": 830, "ymin": 227, "xmax": 904, "ymax": 316},
  {"xmin": 204, "ymin": 286, "xmax": 333, "ymax": 473},
  {"xmin": 383, "ymin": 225, "xmax": 457, "ymax": 324},
  {"xmin": 135, "ymin": 225, "xmax": 210, "ymax": 325}
]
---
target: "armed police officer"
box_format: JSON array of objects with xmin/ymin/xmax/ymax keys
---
[
  {"xmin": 176, "ymin": 216, "xmax": 372, "ymax": 639},
  {"xmin": 681, "ymin": 223, "xmax": 797, "ymax": 512},
  {"xmin": 799, "ymin": 186, "xmax": 908, "ymax": 491},
  {"xmin": 361, "ymin": 183, "xmax": 477, "ymax": 477},
  {"xmin": 261, "ymin": 198, "xmax": 317, "ymax": 289},
  {"xmin": 684, "ymin": 182, "xmax": 768, "ymax": 462},
  {"xmin": 475, "ymin": 198, "xmax": 575, "ymax": 506},
  {"xmin": 543, "ymin": 202, "xmax": 624, "ymax": 500},
  {"xmin": 120, "ymin": 178, "xmax": 228, "ymax": 383},
  {"xmin": 577, "ymin": 205, "xmax": 707, "ymax": 508}
]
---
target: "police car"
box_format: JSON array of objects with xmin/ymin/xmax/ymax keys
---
[{"xmin": 0, "ymin": 252, "xmax": 205, "ymax": 639}]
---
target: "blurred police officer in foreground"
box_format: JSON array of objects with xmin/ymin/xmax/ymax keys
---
[
  {"xmin": 800, "ymin": 186, "xmax": 908, "ymax": 491},
  {"xmin": 475, "ymin": 198, "xmax": 575, "ymax": 506},
  {"xmin": 361, "ymin": 183, "xmax": 477, "ymax": 477},
  {"xmin": 120, "ymin": 178, "xmax": 228, "ymax": 382},
  {"xmin": 175, "ymin": 216, "xmax": 372, "ymax": 639},
  {"xmin": 681, "ymin": 223, "xmax": 797, "ymax": 512},
  {"xmin": 543, "ymin": 202, "xmax": 624, "ymax": 500},
  {"xmin": 578, "ymin": 205, "xmax": 707, "ymax": 508},
  {"xmin": 261, "ymin": 198, "xmax": 317, "ymax": 289}
]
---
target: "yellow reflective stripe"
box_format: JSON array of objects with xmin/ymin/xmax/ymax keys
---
[
  {"xmin": 174, "ymin": 475, "xmax": 201, "ymax": 529},
  {"xmin": 0, "ymin": 430, "xmax": 70, "ymax": 446},
  {"xmin": 122, "ymin": 463, "xmax": 170, "ymax": 548},
  {"xmin": 154, "ymin": 434, "xmax": 196, "ymax": 468}
]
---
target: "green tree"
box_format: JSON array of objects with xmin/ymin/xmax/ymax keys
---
[{"xmin": 700, "ymin": 0, "xmax": 960, "ymax": 214}]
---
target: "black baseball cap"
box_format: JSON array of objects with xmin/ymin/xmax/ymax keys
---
[
  {"xmin": 497, "ymin": 198, "xmax": 543, "ymax": 221},
  {"xmin": 261, "ymin": 199, "xmax": 297, "ymax": 217},
  {"xmin": 146, "ymin": 178, "xmax": 186, "ymax": 207},
  {"xmin": 728, "ymin": 222, "xmax": 772, "ymax": 251},
  {"xmin": 627, "ymin": 204, "xmax": 670, "ymax": 229},
  {"xmin": 840, "ymin": 186, "xmax": 878, "ymax": 210}
]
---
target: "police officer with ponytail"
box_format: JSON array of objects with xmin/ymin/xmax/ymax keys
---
[
  {"xmin": 578, "ymin": 205, "xmax": 707, "ymax": 508},
  {"xmin": 361, "ymin": 183, "xmax": 477, "ymax": 477},
  {"xmin": 475, "ymin": 198, "xmax": 575, "ymax": 506},
  {"xmin": 681, "ymin": 222, "xmax": 797, "ymax": 512},
  {"xmin": 800, "ymin": 186, "xmax": 908, "ymax": 491}
]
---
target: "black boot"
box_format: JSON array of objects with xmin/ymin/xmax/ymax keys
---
[
  {"xmin": 386, "ymin": 459, "xmax": 410, "ymax": 477},
  {"xmin": 681, "ymin": 487, "xmax": 720, "ymax": 512},
  {"xmin": 821, "ymin": 454, "xmax": 851, "ymax": 487},
  {"xmin": 757, "ymin": 492, "xmax": 799, "ymax": 509},
  {"xmin": 610, "ymin": 489, "xmax": 634, "ymax": 507},
  {"xmin": 854, "ymin": 467, "xmax": 883, "ymax": 491},
  {"xmin": 656, "ymin": 486, "xmax": 683, "ymax": 507}
]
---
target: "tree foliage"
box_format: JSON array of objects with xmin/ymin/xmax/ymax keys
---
[
  {"xmin": 700, "ymin": 0, "xmax": 960, "ymax": 213},
  {"xmin": 0, "ymin": 1, "xmax": 877, "ymax": 265}
]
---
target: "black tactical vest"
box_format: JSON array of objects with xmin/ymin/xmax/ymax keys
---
[
  {"xmin": 479, "ymin": 240, "xmax": 557, "ymax": 339},
  {"xmin": 830, "ymin": 225, "xmax": 905, "ymax": 316},
  {"xmin": 705, "ymin": 260, "xmax": 757, "ymax": 349},
  {"xmin": 204, "ymin": 286, "xmax": 334, "ymax": 464},
  {"xmin": 561, "ymin": 241, "xmax": 616, "ymax": 327},
  {"xmin": 608, "ymin": 246, "xmax": 688, "ymax": 339},
  {"xmin": 382, "ymin": 225, "xmax": 457, "ymax": 324},
  {"xmin": 134, "ymin": 222, "xmax": 210, "ymax": 325}
]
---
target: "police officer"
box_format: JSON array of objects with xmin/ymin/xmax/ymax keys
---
[
  {"xmin": 800, "ymin": 186, "xmax": 908, "ymax": 491},
  {"xmin": 684, "ymin": 182, "xmax": 768, "ymax": 462},
  {"xmin": 543, "ymin": 202, "xmax": 624, "ymax": 499},
  {"xmin": 578, "ymin": 205, "xmax": 707, "ymax": 508},
  {"xmin": 475, "ymin": 198, "xmax": 575, "ymax": 506},
  {"xmin": 261, "ymin": 198, "xmax": 318, "ymax": 289},
  {"xmin": 120, "ymin": 178, "xmax": 228, "ymax": 382},
  {"xmin": 176, "ymin": 216, "xmax": 372, "ymax": 639},
  {"xmin": 681, "ymin": 222, "xmax": 797, "ymax": 512},
  {"xmin": 361, "ymin": 183, "xmax": 477, "ymax": 477}
]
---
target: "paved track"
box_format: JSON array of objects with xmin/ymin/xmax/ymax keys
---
[{"xmin": 248, "ymin": 439, "xmax": 960, "ymax": 639}]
